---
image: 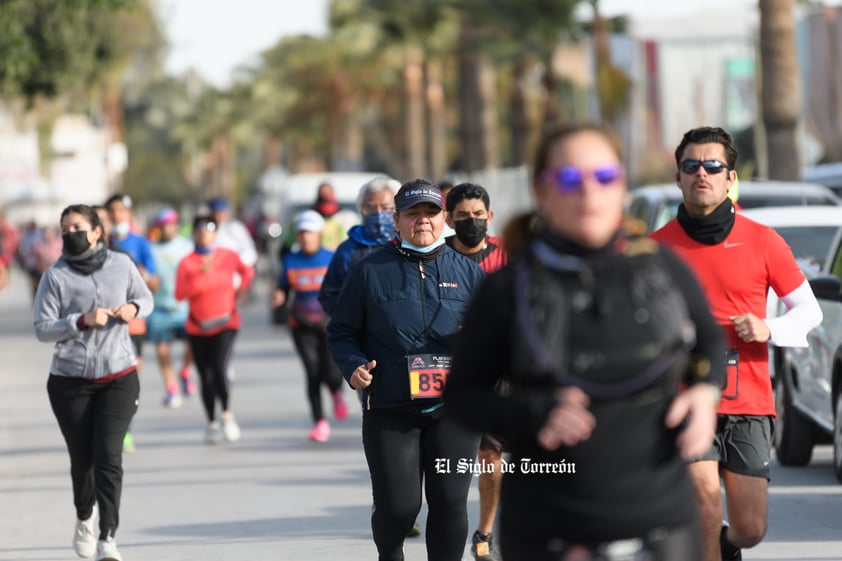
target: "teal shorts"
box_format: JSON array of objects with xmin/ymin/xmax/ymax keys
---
[{"xmin": 146, "ymin": 308, "xmax": 188, "ymax": 344}]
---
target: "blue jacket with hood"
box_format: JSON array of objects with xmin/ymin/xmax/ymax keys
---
[
  {"xmin": 319, "ymin": 224, "xmax": 384, "ymax": 315},
  {"xmin": 326, "ymin": 241, "xmax": 484, "ymax": 410}
]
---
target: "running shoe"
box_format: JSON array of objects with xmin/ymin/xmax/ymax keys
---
[
  {"xmin": 180, "ymin": 367, "xmax": 196, "ymax": 396},
  {"xmin": 332, "ymin": 391, "xmax": 348, "ymax": 421},
  {"xmin": 223, "ymin": 416, "xmax": 241, "ymax": 442},
  {"xmin": 309, "ymin": 419, "xmax": 330, "ymax": 442},
  {"xmin": 720, "ymin": 522, "xmax": 742, "ymax": 560},
  {"xmin": 162, "ymin": 391, "xmax": 182, "ymax": 409},
  {"xmin": 73, "ymin": 503, "xmax": 97, "ymax": 558},
  {"xmin": 95, "ymin": 536, "xmax": 122, "ymax": 561},
  {"xmin": 471, "ymin": 530, "xmax": 500, "ymax": 560},
  {"xmin": 205, "ymin": 422, "xmax": 222, "ymax": 445},
  {"xmin": 122, "ymin": 432, "xmax": 135, "ymax": 453}
]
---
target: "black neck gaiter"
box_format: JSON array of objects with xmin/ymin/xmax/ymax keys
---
[{"xmin": 676, "ymin": 198, "xmax": 735, "ymax": 245}]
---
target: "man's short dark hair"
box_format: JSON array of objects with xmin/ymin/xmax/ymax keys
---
[
  {"xmin": 674, "ymin": 126, "xmax": 738, "ymax": 170},
  {"xmin": 104, "ymin": 193, "xmax": 132, "ymax": 210},
  {"xmin": 446, "ymin": 183, "xmax": 490, "ymax": 213}
]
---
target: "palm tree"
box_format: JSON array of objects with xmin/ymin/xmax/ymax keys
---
[{"xmin": 759, "ymin": 0, "xmax": 801, "ymax": 180}]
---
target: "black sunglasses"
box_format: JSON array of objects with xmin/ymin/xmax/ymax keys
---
[{"xmin": 679, "ymin": 159, "xmax": 729, "ymax": 175}]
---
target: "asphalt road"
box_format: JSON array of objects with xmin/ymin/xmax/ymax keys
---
[{"xmin": 0, "ymin": 266, "xmax": 841, "ymax": 561}]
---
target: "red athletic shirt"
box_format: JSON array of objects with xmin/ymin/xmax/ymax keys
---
[
  {"xmin": 175, "ymin": 248, "xmax": 255, "ymax": 336},
  {"xmin": 651, "ymin": 215, "xmax": 805, "ymax": 415}
]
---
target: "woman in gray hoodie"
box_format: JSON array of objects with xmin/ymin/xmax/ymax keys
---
[{"xmin": 33, "ymin": 204, "xmax": 154, "ymax": 561}]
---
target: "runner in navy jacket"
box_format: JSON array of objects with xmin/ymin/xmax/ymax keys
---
[{"xmin": 327, "ymin": 179, "xmax": 484, "ymax": 561}]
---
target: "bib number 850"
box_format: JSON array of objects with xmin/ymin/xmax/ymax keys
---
[{"xmin": 410, "ymin": 369, "xmax": 448, "ymax": 398}]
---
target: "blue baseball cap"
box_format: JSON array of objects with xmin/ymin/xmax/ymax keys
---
[{"xmin": 208, "ymin": 198, "xmax": 229, "ymax": 212}]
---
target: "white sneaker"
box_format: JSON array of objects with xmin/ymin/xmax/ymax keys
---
[
  {"xmin": 73, "ymin": 502, "xmax": 97, "ymax": 558},
  {"xmin": 162, "ymin": 392, "xmax": 182, "ymax": 409},
  {"xmin": 223, "ymin": 416, "xmax": 241, "ymax": 442},
  {"xmin": 205, "ymin": 421, "xmax": 222, "ymax": 445},
  {"xmin": 95, "ymin": 536, "xmax": 122, "ymax": 561}
]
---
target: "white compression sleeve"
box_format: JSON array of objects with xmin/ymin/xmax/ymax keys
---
[{"xmin": 765, "ymin": 280, "xmax": 823, "ymax": 347}]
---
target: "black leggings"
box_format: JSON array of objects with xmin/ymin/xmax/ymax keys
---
[
  {"xmin": 48, "ymin": 371, "xmax": 139, "ymax": 540},
  {"xmin": 188, "ymin": 329, "xmax": 237, "ymax": 422},
  {"xmin": 362, "ymin": 408, "xmax": 479, "ymax": 561},
  {"xmin": 291, "ymin": 325, "xmax": 343, "ymax": 422},
  {"xmin": 500, "ymin": 520, "xmax": 702, "ymax": 561}
]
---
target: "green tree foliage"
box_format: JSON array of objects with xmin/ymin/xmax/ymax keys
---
[{"xmin": 0, "ymin": 0, "xmax": 142, "ymax": 100}]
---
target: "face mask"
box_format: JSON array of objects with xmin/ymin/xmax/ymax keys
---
[
  {"xmin": 454, "ymin": 218, "xmax": 488, "ymax": 247},
  {"xmin": 112, "ymin": 221, "xmax": 130, "ymax": 237},
  {"xmin": 400, "ymin": 236, "xmax": 446, "ymax": 254},
  {"xmin": 62, "ymin": 231, "xmax": 91, "ymax": 256},
  {"xmin": 362, "ymin": 211, "xmax": 396, "ymax": 244}
]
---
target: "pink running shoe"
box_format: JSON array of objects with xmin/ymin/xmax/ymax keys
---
[
  {"xmin": 332, "ymin": 391, "xmax": 348, "ymax": 421},
  {"xmin": 180, "ymin": 367, "xmax": 197, "ymax": 396},
  {"xmin": 309, "ymin": 419, "xmax": 330, "ymax": 443}
]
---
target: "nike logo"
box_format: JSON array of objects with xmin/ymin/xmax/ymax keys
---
[{"xmin": 724, "ymin": 242, "xmax": 743, "ymax": 248}]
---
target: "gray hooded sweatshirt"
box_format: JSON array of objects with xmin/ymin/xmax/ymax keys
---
[{"xmin": 33, "ymin": 249, "xmax": 154, "ymax": 380}]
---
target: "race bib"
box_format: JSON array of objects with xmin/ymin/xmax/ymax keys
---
[{"xmin": 407, "ymin": 354, "xmax": 452, "ymax": 399}]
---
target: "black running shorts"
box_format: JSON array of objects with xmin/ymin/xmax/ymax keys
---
[{"xmin": 695, "ymin": 414, "xmax": 774, "ymax": 480}]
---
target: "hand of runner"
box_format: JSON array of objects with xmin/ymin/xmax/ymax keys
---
[
  {"xmin": 729, "ymin": 313, "xmax": 770, "ymax": 343},
  {"xmin": 111, "ymin": 303, "xmax": 139, "ymax": 322},
  {"xmin": 350, "ymin": 360, "xmax": 376, "ymax": 389},
  {"xmin": 84, "ymin": 307, "xmax": 115, "ymax": 327},
  {"xmin": 537, "ymin": 386, "xmax": 596, "ymax": 451},
  {"xmin": 665, "ymin": 384, "xmax": 720, "ymax": 459}
]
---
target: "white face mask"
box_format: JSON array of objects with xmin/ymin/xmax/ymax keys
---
[{"xmin": 112, "ymin": 221, "xmax": 130, "ymax": 237}]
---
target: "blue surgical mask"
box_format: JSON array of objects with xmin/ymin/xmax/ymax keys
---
[
  {"xmin": 194, "ymin": 245, "xmax": 213, "ymax": 255},
  {"xmin": 362, "ymin": 211, "xmax": 396, "ymax": 244},
  {"xmin": 112, "ymin": 221, "xmax": 130, "ymax": 238},
  {"xmin": 400, "ymin": 236, "xmax": 446, "ymax": 254}
]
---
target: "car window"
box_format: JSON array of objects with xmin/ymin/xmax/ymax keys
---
[
  {"xmin": 832, "ymin": 239, "xmax": 842, "ymax": 281},
  {"xmin": 627, "ymin": 198, "xmax": 652, "ymax": 231},
  {"xmin": 774, "ymin": 226, "xmax": 838, "ymax": 268},
  {"xmin": 653, "ymin": 202, "xmax": 680, "ymax": 232}
]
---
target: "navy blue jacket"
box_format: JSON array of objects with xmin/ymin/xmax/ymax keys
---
[
  {"xmin": 327, "ymin": 242, "xmax": 484, "ymax": 409},
  {"xmin": 318, "ymin": 225, "xmax": 383, "ymax": 315}
]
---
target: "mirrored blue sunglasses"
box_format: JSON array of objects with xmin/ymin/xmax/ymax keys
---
[{"xmin": 544, "ymin": 164, "xmax": 625, "ymax": 193}]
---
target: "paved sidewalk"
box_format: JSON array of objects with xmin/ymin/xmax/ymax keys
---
[{"xmin": 0, "ymin": 270, "xmax": 480, "ymax": 561}]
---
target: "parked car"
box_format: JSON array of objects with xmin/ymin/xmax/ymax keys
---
[
  {"xmin": 803, "ymin": 162, "xmax": 842, "ymax": 197},
  {"xmin": 627, "ymin": 180, "xmax": 842, "ymax": 235},
  {"xmin": 742, "ymin": 206, "xmax": 842, "ymax": 481}
]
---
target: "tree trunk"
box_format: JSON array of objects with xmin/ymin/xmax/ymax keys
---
[
  {"xmin": 458, "ymin": 23, "xmax": 499, "ymax": 173},
  {"xmin": 404, "ymin": 45, "xmax": 426, "ymax": 179},
  {"xmin": 263, "ymin": 133, "xmax": 282, "ymax": 168},
  {"xmin": 760, "ymin": 0, "xmax": 801, "ymax": 180},
  {"xmin": 509, "ymin": 55, "xmax": 532, "ymax": 167},
  {"xmin": 426, "ymin": 59, "xmax": 448, "ymax": 181}
]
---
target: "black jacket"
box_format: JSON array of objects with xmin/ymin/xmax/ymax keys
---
[{"xmin": 445, "ymin": 235, "xmax": 725, "ymax": 542}]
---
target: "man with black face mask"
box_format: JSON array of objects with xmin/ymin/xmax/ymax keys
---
[
  {"xmin": 444, "ymin": 182, "xmax": 508, "ymax": 561},
  {"xmin": 445, "ymin": 182, "xmax": 507, "ymax": 274}
]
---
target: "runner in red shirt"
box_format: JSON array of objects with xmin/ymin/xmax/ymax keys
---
[
  {"xmin": 444, "ymin": 182, "xmax": 508, "ymax": 561},
  {"xmin": 651, "ymin": 126, "xmax": 822, "ymax": 561}
]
